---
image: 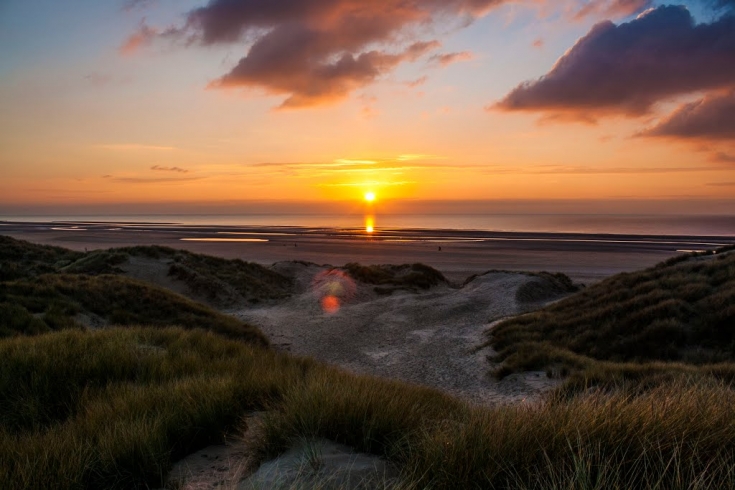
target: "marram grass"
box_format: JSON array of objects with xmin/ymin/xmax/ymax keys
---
[{"xmin": 4, "ymin": 327, "xmax": 735, "ymax": 489}]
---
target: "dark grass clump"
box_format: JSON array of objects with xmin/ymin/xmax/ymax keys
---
[
  {"xmin": 0, "ymin": 274, "xmax": 268, "ymax": 345},
  {"xmin": 344, "ymin": 263, "xmax": 447, "ymax": 294},
  {"xmin": 0, "ymin": 237, "xmax": 293, "ymax": 306},
  {"xmin": 0, "ymin": 236, "xmax": 83, "ymax": 280},
  {"xmin": 61, "ymin": 251, "xmax": 129, "ymax": 275},
  {"xmin": 515, "ymin": 271, "xmax": 580, "ymax": 303},
  {"xmin": 165, "ymin": 250, "xmax": 293, "ymax": 305},
  {"xmin": 485, "ymin": 248, "xmax": 735, "ymax": 382}
]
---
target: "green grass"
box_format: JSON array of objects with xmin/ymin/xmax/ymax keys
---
[
  {"xmin": 487, "ymin": 249, "xmax": 735, "ymax": 382},
  {"xmin": 4, "ymin": 328, "xmax": 735, "ymax": 489},
  {"xmin": 0, "ymin": 273, "xmax": 268, "ymax": 345}
]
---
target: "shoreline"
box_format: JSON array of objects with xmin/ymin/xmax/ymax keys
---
[{"xmin": 3, "ymin": 220, "xmax": 734, "ymax": 284}]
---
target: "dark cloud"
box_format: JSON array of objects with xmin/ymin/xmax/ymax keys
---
[
  {"xmin": 573, "ymin": 0, "xmax": 653, "ymax": 20},
  {"xmin": 151, "ymin": 165, "xmax": 189, "ymax": 173},
  {"xmin": 643, "ymin": 92, "xmax": 735, "ymax": 140},
  {"xmin": 496, "ymin": 6, "xmax": 735, "ymax": 117},
  {"xmin": 130, "ymin": 0, "xmax": 504, "ymax": 108}
]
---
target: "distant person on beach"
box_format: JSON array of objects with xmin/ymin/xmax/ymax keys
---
[{"xmin": 438, "ymin": 246, "xmax": 442, "ymax": 252}]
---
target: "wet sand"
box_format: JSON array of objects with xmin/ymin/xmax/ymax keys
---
[{"xmin": 2, "ymin": 220, "xmax": 733, "ymax": 284}]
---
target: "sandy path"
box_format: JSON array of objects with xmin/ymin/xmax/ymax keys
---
[{"xmin": 235, "ymin": 263, "xmax": 559, "ymax": 405}]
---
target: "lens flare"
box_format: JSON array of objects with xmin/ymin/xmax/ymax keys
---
[
  {"xmin": 321, "ymin": 295, "xmax": 340, "ymax": 314},
  {"xmin": 311, "ymin": 269, "xmax": 356, "ymax": 315}
]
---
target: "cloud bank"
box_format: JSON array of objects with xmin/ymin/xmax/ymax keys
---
[
  {"xmin": 497, "ymin": 6, "xmax": 735, "ymax": 117},
  {"xmin": 125, "ymin": 0, "xmax": 506, "ymax": 108}
]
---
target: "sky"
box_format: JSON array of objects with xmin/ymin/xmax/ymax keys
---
[{"xmin": 1, "ymin": 0, "xmax": 734, "ymax": 215}]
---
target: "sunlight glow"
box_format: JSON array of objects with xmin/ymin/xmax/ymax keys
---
[
  {"xmin": 365, "ymin": 215, "xmax": 375, "ymax": 233},
  {"xmin": 364, "ymin": 191, "xmax": 376, "ymax": 202}
]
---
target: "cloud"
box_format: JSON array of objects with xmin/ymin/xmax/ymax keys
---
[
  {"xmin": 496, "ymin": 6, "xmax": 735, "ymax": 118},
  {"xmin": 119, "ymin": 22, "xmax": 158, "ymax": 55},
  {"xmin": 406, "ymin": 76, "xmax": 429, "ymax": 88},
  {"xmin": 108, "ymin": 176, "xmax": 203, "ymax": 184},
  {"xmin": 428, "ymin": 51, "xmax": 474, "ymax": 67},
  {"xmin": 713, "ymin": 152, "xmax": 735, "ymax": 162},
  {"xmin": 706, "ymin": 0, "xmax": 735, "ymax": 11},
  {"xmin": 212, "ymin": 39, "xmax": 441, "ymax": 108},
  {"xmin": 151, "ymin": 165, "xmax": 189, "ymax": 173},
  {"xmin": 484, "ymin": 164, "xmax": 725, "ymax": 175},
  {"xmin": 132, "ymin": 0, "xmax": 506, "ymax": 108},
  {"xmin": 642, "ymin": 91, "xmax": 735, "ymax": 141},
  {"xmin": 572, "ymin": 0, "xmax": 653, "ymax": 20},
  {"xmin": 122, "ymin": 0, "xmax": 154, "ymax": 11},
  {"xmin": 96, "ymin": 144, "xmax": 177, "ymax": 151}
]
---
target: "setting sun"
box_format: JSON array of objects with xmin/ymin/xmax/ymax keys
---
[{"xmin": 364, "ymin": 192, "xmax": 376, "ymax": 202}]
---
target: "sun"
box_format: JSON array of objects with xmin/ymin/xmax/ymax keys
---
[{"xmin": 364, "ymin": 191, "xmax": 376, "ymax": 202}]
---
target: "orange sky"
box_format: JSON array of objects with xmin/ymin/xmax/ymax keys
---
[{"xmin": 1, "ymin": 1, "xmax": 733, "ymax": 215}]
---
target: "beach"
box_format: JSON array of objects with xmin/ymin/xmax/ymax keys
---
[{"xmin": 2, "ymin": 220, "xmax": 733, "ymax": 284}]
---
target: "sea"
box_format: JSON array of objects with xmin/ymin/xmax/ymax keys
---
[{"xmin": 1, "ymin": 213, "xmax": 734, "ymax": 237}]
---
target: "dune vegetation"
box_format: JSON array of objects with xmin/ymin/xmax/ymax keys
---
[
  {"xmin": 485, "ymin": 247, "xmax": 735, "ymax": 391},
  {"xmin": 343, "ymin": 262, "xmax": 447, "ymax": 295},
  {"xmin": 3, "ymin": 235, "xmax": 735, "ymax": 489}
]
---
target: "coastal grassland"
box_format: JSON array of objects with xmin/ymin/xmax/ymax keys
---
[
  {"xmin": 4, "ymin": 328, "xmax": 735, "ymax": 489},
  {"xmin": 65, "ymin": 245, "xmax": 294, "ymax": 304},
  {"xmin": 485, "ymin": 248, "xmax": 735, "ymax": 389},
  {"xmin": 0, "ymin": 236, "xmax": 293, "ymax": 305},
  {"xmin": 0, "ymin": 273, "xmax": 268, "ymax": 345},
  {"xmin": 0, "ymin": 235, "xmax": 83, "ymax": 280}
]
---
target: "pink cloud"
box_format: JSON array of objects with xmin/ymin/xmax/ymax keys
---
[{"xmin": 573, "ymin": 0, "xmax": 653, "ymax": 20}]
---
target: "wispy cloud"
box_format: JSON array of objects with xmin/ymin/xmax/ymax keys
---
[
  {"xmin": 484, "ymin": 164, "xmax": 726, "ymax": 175},
  {"xmin": 107, "ymin": 176, "xmax": 203, "ymax": 184},
  {"xmin": 96, "ymin": 144, "xmax": 177, "ymax": 151},
  {"xmin": 428, "ymin": 51, "xmax": 474, "ymax": 67},
  {"xmin": 572, "ymin": 0, "xmax": 653, "ymax": 21},
  {"xmin": 151, "ymin": 165, "xmax": 188, "ymax": 173},
  {"xmin": 121, "ymin": 0, "xmax": 155, "ymax": 12},
  {"xmin": 317, "ymin": 180, "xmax": 417, "ymax": 187}
]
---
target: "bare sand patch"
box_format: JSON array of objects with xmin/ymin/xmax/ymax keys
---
[{"xmin": 236, "ymin": 262, "xmax": 563, "ymax": 406}]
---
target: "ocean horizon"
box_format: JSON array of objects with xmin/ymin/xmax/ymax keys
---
[{"xmin": 2, "ymin": 213, "xmax": 734, "ymax": 237}]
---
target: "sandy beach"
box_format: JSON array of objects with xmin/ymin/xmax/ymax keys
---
[{"xmin": 2, "ymin": 220, "xmax": 733, "ymax": 284}]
